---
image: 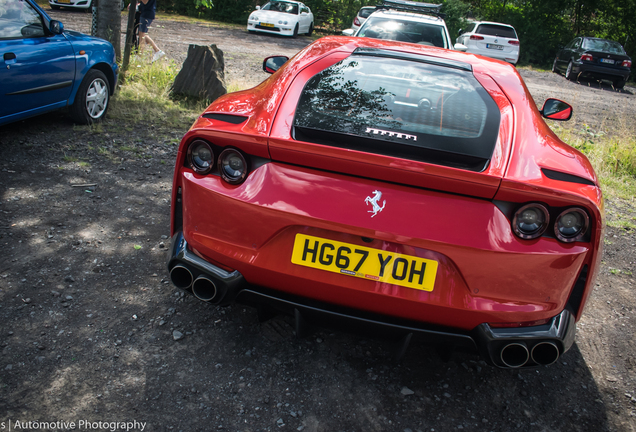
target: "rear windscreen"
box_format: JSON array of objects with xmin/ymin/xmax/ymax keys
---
[
  {"xmin": 293, "ymin": 51, "xmax": 501, "ymax": 171},
  {"xmin": 358, "ymin": 16, "xmax": 449, "ymax": 48},
  {"xmin": 582, "ymin": 39, "xmax": 626, "ymax": 54},
  {"xmin": 359, "ymin": 7, "xmax": 375, "ymax": 19},
  {"xmin": 476, "ymin": 24, "xmax": 517, "ymax": 39}
]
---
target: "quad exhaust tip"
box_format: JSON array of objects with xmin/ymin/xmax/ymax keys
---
[
  {"xmin": 192, "ymin": 276, "xmax": 218, "ymax": 302},
  {"xmin": 500, "ymin": 342, "xmax": 529, "ymax": 368},
  {"xmin": 170, "ymin": 265, "xmax": 193, "ymax": 290},
  {"xmin": 531, "ymin": 341, "xmax": 560, "ymax": 365}
]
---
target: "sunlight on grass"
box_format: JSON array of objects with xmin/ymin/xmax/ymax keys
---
[
  {"xmin": 110, "ymin": 55, "xmax": 205, "ymax": 130},
  {"xmin": 549, "ymin": 119, "xmax": 636, "ymax": 229},
  {"xmin": 549, "ymin": 121, "xmax": 636, "ymax": 201},
  {"xmin": 111, "ymin": 52, "xmax": 254, "ymax": 133}
]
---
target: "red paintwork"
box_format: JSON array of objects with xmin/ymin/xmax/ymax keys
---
[{"xmin": 171, "ymin": 36, "xmax": 603, "ymax": 329}]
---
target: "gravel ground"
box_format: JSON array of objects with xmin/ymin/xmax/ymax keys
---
[{"xmin": 1, "ymin": 9, "xmax": 635, "ymax": 432}]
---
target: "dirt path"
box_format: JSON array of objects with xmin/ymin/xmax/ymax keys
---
[{"xmin": 1, "ymin": 9, "xmax": 635, "ymax": 432}]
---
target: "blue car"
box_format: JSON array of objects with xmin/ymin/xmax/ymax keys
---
[{"xmin": 0, "ymin": 0, "xmax": 119, "ymax": 126}]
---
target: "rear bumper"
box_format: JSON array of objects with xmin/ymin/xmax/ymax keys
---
[
  {"xmin": 247, "ymin": 22, "xmax": 295, "ymax": 37},
  {"xmin": 574, "ymin": 62, "xmax": 630, "ymax": 81},
  {"xmin": 168, "ymin": 231, "xmax": 577, "ymax": 368},
  {"xmin": 175, "ymin": 162, "xmax": 591, "ymax": 330},
  {"xmin": 467, "ymin": 46, "xmax": 519, "ymax": 65},
  {"xmin": 49, "ymin": 0, "xmax": 91, "ymax": 8}
]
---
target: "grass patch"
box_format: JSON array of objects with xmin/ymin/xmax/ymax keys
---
[
  {"xmin": 110, "ymin": 55, "xmax": 205, "ymax": 131},
  {"xmin": 548, "ymin": 121, "xmax": 636, "ymax": 201}
]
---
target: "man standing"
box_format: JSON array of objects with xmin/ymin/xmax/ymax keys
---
[{"xmin": 138, "ymin": 0, "xmax": 165, "ymax": 62}]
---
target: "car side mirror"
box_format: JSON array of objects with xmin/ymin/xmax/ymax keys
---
[
  {"xmin": 342, "ymin": 28, "xmax": 355, "ymax": 37},
  {"xmin": 453, "ymin": 43, "xmax": 468, "ymax": 52},
  {"xmin": 255, "ymin": 5, "xmax": 260, "ymax": 10},
  {"xmin": 541, "ymin": 98, "xmax": 572, "ymax": 121},
  {"xmin": 49, "ymin": 20, "xmax": 64, "ymax": 35},
  {"xmin": 458, "ymin": 28, "xmax": 462, "ymax": 36},
  {"xmin": 263, "ymin": 55, "xmax": 289, "ymax": 74}
]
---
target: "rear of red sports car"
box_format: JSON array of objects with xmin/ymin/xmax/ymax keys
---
[{"xmin": 168, "ymin": 37, "xmax": 603, "ymax": 368}]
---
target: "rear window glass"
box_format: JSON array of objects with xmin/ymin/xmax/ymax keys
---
[
  {"xmin": 359, "ymin": 7, "xmax": 375, "ymax": 19},
  {"xmin": 358, "ymin": 16, "xmax": 448, "ymax": 48},
  {"xmin": 293, "ymin": 51, "xmax": 501, "ymax": 171},
  {"xmin": 582, "ymin": 39, "xmax": 626, "ymax": 54},
  {"xmin": 475, "ymin": 24, "xmax": 517, "ymax": 39}
]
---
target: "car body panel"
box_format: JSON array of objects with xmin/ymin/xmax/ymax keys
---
[
  {"xmin": 457, "ymin": 21, "xmax": 519, "ymax": 65},
  {"xmin": 49, "ymin": 0, "xmax": 124, "ymax": 11},
  {"xmin": 0, "ymin": 0, "xmax": 118, "ymax": 126},
  {"xmin": 350, "ymin": 6, "xmax": 375, "ymax": 33},
  {"xmin": 169, "ymin": 36, "xmax": 603, "ymax": 365},
  {"xmin": 247, "ymin": 1, "xmax": 313, "ymax": 37},
  {"xmin": 554, "ymin": 37, "xmax": 631, "ymax": 84},
  {"xmin": 0, "ymin": 34, "xmax": 75, "ymax": 119}
]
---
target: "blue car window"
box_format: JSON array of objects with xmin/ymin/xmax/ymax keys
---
[{"xmin": 0, "ymin": 0, "xmax": 45, "ymax": 39}]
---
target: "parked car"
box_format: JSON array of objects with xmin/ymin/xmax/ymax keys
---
[
  {"xmin": 456, "ymin": 20, "xmax": 520, "ymax": 65},
  {"xmin": 349, "ymin": 6, "xmax": 375, "ymax": 33},
  {"xmin": 553, "ymin": 37, "xmax": 632, "ymax": 89},
  {"xmin": 342, "ymin": 0, "xmax": 466, "ymax": 52},
  {"xmin": 49, "ymin": 0, "xmax": 125, "ymax": 11},
  {"xmin": 167, "ymin": 36, "xmax": 603, "ymax": 369},
  {"xmin": 0, "ymin": 0, "xmax": 118, "ymax": 126},
  {"xmin": 247, "ymin": 0, "xmax": 313, "ymax": 38}
]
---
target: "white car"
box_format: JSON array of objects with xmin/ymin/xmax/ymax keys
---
[
  {"xmin": 456, "ymin": 21, "xmax": 520, "ymax": 65},
  {"xmin": 350, "ymin": 6, "xmax": 375, "ymax": 33},
  {"xmin": 342, "ymin": 0, "xmax": 467, "ymax": 52},
  {"xmin": 49, "ymin": 0, "xmax": 124, "ymax": 10},
  {"xmin": 247, "ymin": 1, "xmax": 314, "ymax": 38}
]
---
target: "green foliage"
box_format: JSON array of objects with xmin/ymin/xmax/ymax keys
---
[
  {"xmin": 460, "ymin": 0, "xmax": 634, "ymax": 71},
  {"xmin": 440, "ymin": 0, "xmax": 470, "ymax": 43},
  {"xmin": 550, "ymin": 121, "xmax": 636, "ymax": 201}
]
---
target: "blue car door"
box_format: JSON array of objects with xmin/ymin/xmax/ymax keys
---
[{"xmin": 0, "ymin": 0, "xmax": 75, "ymax": 122}]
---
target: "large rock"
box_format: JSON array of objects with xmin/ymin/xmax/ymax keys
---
[{"xmin": 171, "ymin": 44, "xmax": 227, "ymax": 101}]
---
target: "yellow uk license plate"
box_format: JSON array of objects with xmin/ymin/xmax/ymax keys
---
[
  {"xmin": 260, "ymin": 22, "xmax": 275, "ymax": 27},
  {"xmin": 291, "ymin": 234, "xmax": 438, "ymax": 292}
]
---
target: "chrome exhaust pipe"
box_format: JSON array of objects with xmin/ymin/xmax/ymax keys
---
[
  {"xmin": 500, "ymin": 343, "xmax": 529, "ymax": 368},
  {"xmin": 192, "ymin": 276, "xmax": 218, "ymax": 302},
  {"xmin": 170, "ymin": 265, "xmax": 193, "ymax": 289},
  {"xmin": 531, "ymin": 342, "xmax": 560, "ymax": 365}
]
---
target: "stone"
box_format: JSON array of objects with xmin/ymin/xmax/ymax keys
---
[
  {"xmin": 401, "ymin": 386, "xmax": 415, "ymax": 396},
  {"xmin": 171, "ymin": 44, "xmax": 226, "ymax": 102}
]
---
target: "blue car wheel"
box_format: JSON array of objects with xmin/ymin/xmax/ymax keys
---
[{"xmin": 70, "ymin": 69, "xmax": 110, "ymax": 124}]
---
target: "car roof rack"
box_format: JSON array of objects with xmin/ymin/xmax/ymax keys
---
[{"xmin": 376, "ymin": 0, "xmax": 446, "ymax": 19}]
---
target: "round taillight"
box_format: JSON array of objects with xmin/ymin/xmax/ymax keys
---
[
  {"xmin": 513, "ymin": 204, "xmax": 549, "ymax": 239},
  {"xmin": 554, "ymin": 208, "xmax": 589, "ymax": 242},
  {"xmin": 187, "ymin": 140, "xmax": 214, "ymax": 174},
  {"xmin": 218, "ymin": 148, "xmax": 248, "ymax": 184}
]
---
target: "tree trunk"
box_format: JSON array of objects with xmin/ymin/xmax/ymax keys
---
[
  {"xmin": 95, "ymin": 0, "xmax": 122, "ymax": 61},
  {"xmin": 122, "ymin": 0, "xmax": 139, "ymax": 72}
]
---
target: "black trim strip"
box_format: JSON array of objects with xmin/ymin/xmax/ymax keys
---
[
  {"xmin": 541, "ymin": 168, "xmax": 596, "ymax": 186},
  {"xmin": 202, "ymin": 113, "xmax": 248, "ymax": 124},
  {"xmin": 353, "ymin": 47, "xmax": 472, "ymax": 71},
  {"xmin": 6, "ymin": 80, "xmax": 73, "ymax": 96}
]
